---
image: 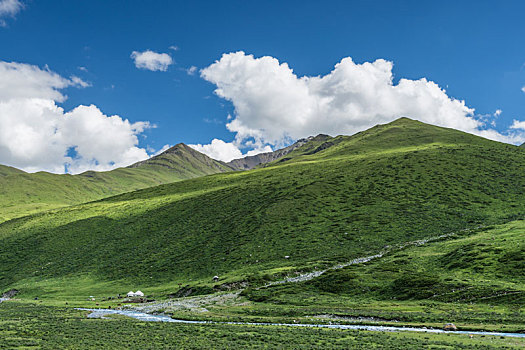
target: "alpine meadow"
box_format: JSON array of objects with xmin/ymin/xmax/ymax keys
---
[{"xmin": 2, "ymin": 1, "xmax": 525, "ymax": 349}]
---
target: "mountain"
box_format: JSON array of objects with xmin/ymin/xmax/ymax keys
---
[
  {"xmin": 3, "ymin": 117, "xmax": 525, "ymax": 298},
  {"xmin": 226, "ymin": 135, "xmax": 331, "ymax": 170},
  {"xmin": 0, "ymin": 143, "xmax": 233, "ymax": 223},
  {"xmin": 128, "ymin": 142, "xmax": 233, "ymax": 175},
  {"xmin": 0, "ymin": 164, "xmax": 26, "ymax": 177}
]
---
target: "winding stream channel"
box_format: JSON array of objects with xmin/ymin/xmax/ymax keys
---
[{"xmin": 78, "ymin": 308, "xmax": 525, "ymax": 338}]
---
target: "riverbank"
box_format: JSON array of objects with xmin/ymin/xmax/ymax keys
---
[
  {"xmin": 79, "ymin": 307, "xmax": 525, "ymax": 339},
  {"xmin": 2, "ymin": 301, "xmax": 524, "ymax": 349}
]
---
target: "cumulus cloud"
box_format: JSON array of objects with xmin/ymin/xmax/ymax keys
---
[
  {"xmin": 0, "ymin": 61, "xmax": 152, "ymax": 173},
  {"xmin": 131, "ymin": 50, "xmax": 173, "ymax": 71},
  {"xmin": 522, "ymin": 86, "xmax": 525, "ymax": 93},
  {"xmin": 189, "ymin": 138, "xmax": 273, "ymax": 162},
  {"xmin": 0, "ymin": 0, "xmax": 23, "ymax": 26},
  {"xmin": 0, "ymin": 61, "xmax": 78, "ymax": 102},
  {"xmin": 200, "ymin": 52, "xmax": 525, "ymax": 152},
  {"xmin": 189, "ymin": 139, "xmax": 242, "ymax": 162},
  {"xmin": 510, "ymin": 120, "xmax": 525, "ymax": 131},
  {"xmin": 246, "ymin": 145, "xmax": 273, "ymax": 156}
]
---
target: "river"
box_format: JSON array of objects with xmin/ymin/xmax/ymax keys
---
[{"xmin": 77, "ymin": 308, "xmax": 525, "ymax": 338}]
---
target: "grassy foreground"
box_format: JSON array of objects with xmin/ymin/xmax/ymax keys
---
[{"xmin": 1, "ymin": 301, "xmax": 524, "ymax": 349}]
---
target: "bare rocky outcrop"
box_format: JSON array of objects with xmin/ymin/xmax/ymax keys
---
[
  {"xmin": 227, "ymin": 134, "xmax": 331, "ymax": 170},
  {"xmin": 227, "ymin": 141, "xmax": 306, "ymax": 170},
  {"xmin": 2, "ymin": 288, "xmax": 18, "ymax": 298}
]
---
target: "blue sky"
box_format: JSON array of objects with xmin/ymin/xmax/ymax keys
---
[{"xmin": 1, "ymin": 0, "xmax": 525, "ymax": 172}]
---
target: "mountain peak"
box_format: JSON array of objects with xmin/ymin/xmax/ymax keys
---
[
  {"xmin": 160, "ymin": 143, "xmax": 191, "ymax": 154},
  {"xmin": 388, "ymin": 116, "xmax": 417, "ymax": 124},
  {"xmin": 128, "ymin": 142, "xmax": 233, "ymax": 174}
]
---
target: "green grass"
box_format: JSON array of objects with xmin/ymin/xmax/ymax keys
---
[
  {"xmin": 0, "ymin": 143, "xmax": 233, "ymax": 222},
  {"xmin": 237, "ymin": 220, "xmax": 525, "ymax": 332},
  {"xmin": 1, "ymin": 301, "xmax": 524, "ymax": 349},
  {"xmin": 0, "ymin": 164, "xmax": 26, "ymax": 177},
  {"xmin": 4, "ymin": 118, "xmax": 525, "ymax": 347},
  {"xmin": 305, "ymin": 220, "xmax": 525, "ymax": 304},
  {"xmin": 3, "ymin": 118, "xmax": 525, "ymax": 299}
]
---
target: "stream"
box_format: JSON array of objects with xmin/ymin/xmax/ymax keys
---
[{"xmin": 77, "ymin": 308, "xmax": 525, "ymax": 338}]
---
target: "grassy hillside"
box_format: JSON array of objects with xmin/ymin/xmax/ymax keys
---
[
  {"xmin": 235, "ymin": 220, "xmax": 525, "ymax": 331},
  {"xmin": 0, "ymin": 144, "xmax": 233, "ymax": 222},
  {"xmin": 0, "ymin": 164, "xmax": 26, "ymax": 176},
  {"xmin": 270, "ymin": 117, "xmax": 494, "ymax": 165},
  {"xmin": 303, "ymin": 220, "xmax": 525, "ymax": 304},
  {"xmin": 2, "ymin": 118, "xmax": 525, "ymax": 298}
]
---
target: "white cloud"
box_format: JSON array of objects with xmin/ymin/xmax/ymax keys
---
[
  {"xmin": 131, "ymin": 50, "xmax": 173, "ymax": 71},
  {"xmin": 246, "ymin": 145, "xmax": 273, "ymax": 157},
  {"xmin": 201, "ymin": 51, "xmax": 525, "ymax": 150},
  {"xmin": 169, "ymin": 45, "xmax": 179, "ymax": 51},
  {"xmin": 0, "ymin": 0, "xmax": 23, "ymax": 26},
  {"xmin": 0, "ymin": 61, "xmax": 152, "ymax": 173},
  {"xmin": 189, "ymin": 139, "xmax": 273, "ymax": 162},
  {"xmin": 186, "ymin": 66, "xmax": 197, "ymax": 75},
  {"xmin": 475, "ymin": 128, "xmax": 525, "ymax": 145},
  {"xmin": 521, "ymin": 86, "xmax": 525, "ymax": 93},
  {"xmin": 510, "ymin": 120, "xmax": 525, "ymax": 131},
  {"xmin": 0, "ymin": 61, "xmax": 77, "ymax": 102},
  {"xmin": 494, "ymin": 109, "xmax": 502, "ymax": 117},
  {"xmin": 70, "ymin": 75, "xmax": 91, "ymax": 88},
  {"xmin": 189, "ymin": 139, "xmax": 243, "ymax": 162}
]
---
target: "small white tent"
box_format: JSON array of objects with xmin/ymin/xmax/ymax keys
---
[{"xmin": 127, "ymin": 290, "xmax": 145, "ymax": 297}]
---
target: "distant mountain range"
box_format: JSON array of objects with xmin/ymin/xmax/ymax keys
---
[
  {"xmin": 0, "ymin": 143, "xmax": 232, "ymax": 222},
  {"xmin": 226, "ymin": 135, "xmax": 324, "ymax": 170},
  {"xmin": 0, "ymin": 132, "xmax": 337, "ymax": 222}
]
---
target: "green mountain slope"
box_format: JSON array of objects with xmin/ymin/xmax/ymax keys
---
[
  {"xmin": 2, "ymin": 117, "xmax": 525, "ymax": 298},
  {"xmin": 0, "ymin": 164, "xmax": 26, "ymax": 177},
  {"xmin": 239, "ymin": 219, "xmax": 525, "ymax": 327},
  {"xmin": 300, "ymin": 219, "xmax": 525, "ymax": 304},
  {"xmin": 270, "ymin": 117, "xmax": 492, "ymax": 165},
  {"xmin": 0, "ymin": 144, "xmax": 233, "ymax": 222}
]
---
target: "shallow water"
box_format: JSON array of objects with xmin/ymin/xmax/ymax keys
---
[{"xmin": 77, "ymin": 308, "xmax": 525, "ymax": 338}]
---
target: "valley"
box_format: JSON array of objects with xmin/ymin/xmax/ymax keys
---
[{"xmin": 2, "ymin": 118, "xmax": 525, "ymax": 348}]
